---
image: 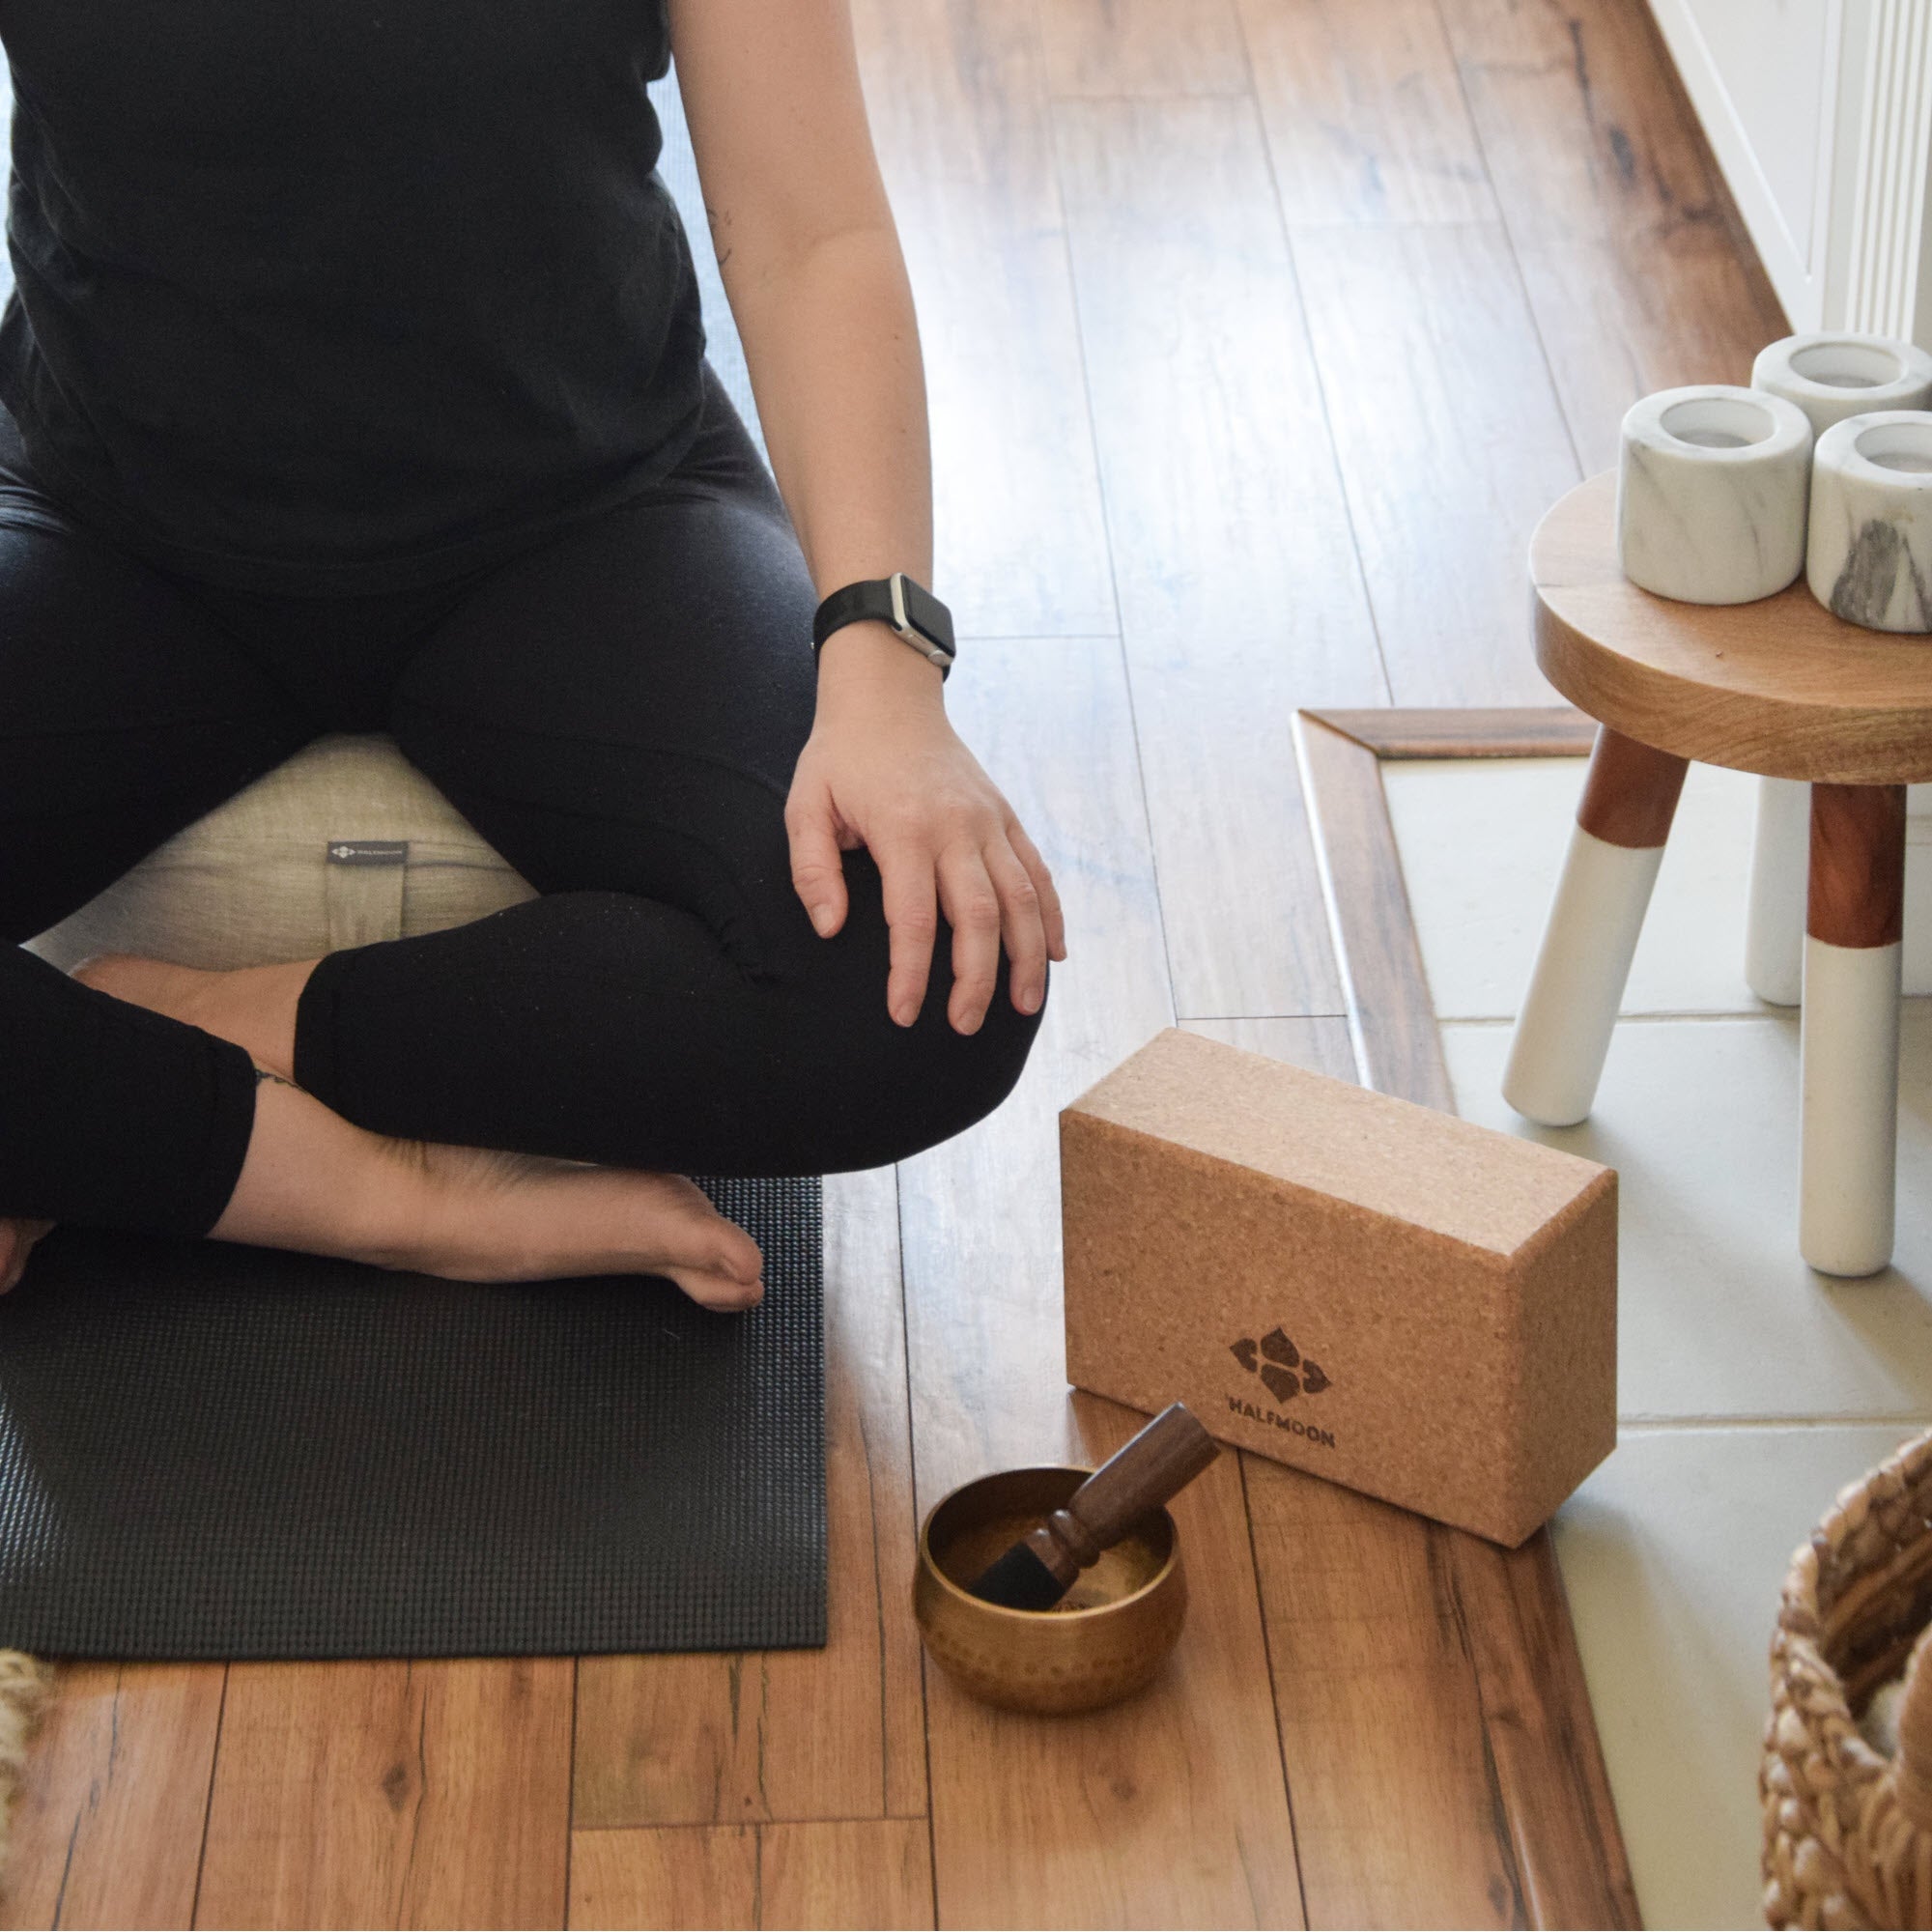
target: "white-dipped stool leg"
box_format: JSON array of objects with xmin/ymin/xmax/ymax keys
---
[
  {"xmin": 1503, "ymin": 828, "xmax": 1666, "ymax": 1125},
  {"xmin": 1746, "ymin": 776, "xmax": 1808, "ymax": 1006},
  {"xmin": 1503, "ymin": 728, "xmax": 1689, "ymax": 1127},
  {"xmin": 1800, "ymin": 783, "xmax": 1907, "ymax": 1277},
  {"xmin": 1801, "ymin": 938, "xmax": 1901, "ymax": 1275}
]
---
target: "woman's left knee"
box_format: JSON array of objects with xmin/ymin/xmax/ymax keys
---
[
  {"xmin": 909, "ymin": 978, "xmax": 1045, "ymax": 1146},
  {"xmin": 810, "ymin": 960, "xmax": 1047, "ymax": 1169}
]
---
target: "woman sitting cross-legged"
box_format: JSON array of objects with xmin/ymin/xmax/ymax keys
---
[{"xmin": 0, "ymin": 0, "xmax": 1062, "ymax": 1308}]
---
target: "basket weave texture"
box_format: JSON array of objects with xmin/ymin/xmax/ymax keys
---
[{"xmin": 1765, "ymin": 1427, "xmax": 1932, "ymax": 1928}]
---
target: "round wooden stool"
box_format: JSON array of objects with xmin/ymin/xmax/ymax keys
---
[{"xmin": 1513, "ymin": 469, "xmax": 1932, "ymax": 1277}]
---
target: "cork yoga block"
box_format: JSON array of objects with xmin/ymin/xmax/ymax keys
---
[{"xmin": 1061, "ymin": 1029, "xmax": 1617, "ymax": 1547}]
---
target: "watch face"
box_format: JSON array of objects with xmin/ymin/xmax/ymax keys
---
[{"xmin": 896, "ymin": 575, "xmax": 956, "ymax": 655}]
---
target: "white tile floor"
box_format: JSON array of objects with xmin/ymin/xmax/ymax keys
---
[{"xmin": 1382, "ymin": 758, "xmax": 1932, "ymax": 1931}]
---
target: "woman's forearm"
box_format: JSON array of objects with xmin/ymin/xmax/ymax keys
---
[
  {"xmin": 725, "ymin": 223, "xmax": 932, "ymax": 595},
  {"xmin": 668, "ymin": 0, "xmax": 1065, "ymax": 1029},
  {"xmin": 668, "ymin": 0, "xmax": 944, "ymax": 692},
  {"xmin": 720, "ymin": 221, "xmax": 947, "ymax": 698}
]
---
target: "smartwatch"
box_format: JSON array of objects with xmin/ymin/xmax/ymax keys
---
[{"xmin": 811, "ymin": 573, "xmax": 956, "ymax": 678}]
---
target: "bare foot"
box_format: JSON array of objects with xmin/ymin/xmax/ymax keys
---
[
  {"xmin": 0, "ymin": 1219, "xmax": 54, "ymax": 1294},
  {"xmin": 71, "ymin": 952, "xmax": 312, "ymax": 1081},
  {"xmin": 70, "ymin": 961, "xmax": 767, "ymax": 1311},
  {"xmin": 380, "ymin": 1137, "xmax": 765, "ymax": 1310},
  {"xmin": 221, "ymin": 1078, "xmax": 764, "ymax": 1310}
]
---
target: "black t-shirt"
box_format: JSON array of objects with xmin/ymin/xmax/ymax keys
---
[{"xmin": 0, "ymin": 1, "xmax": 706, "ymax": 593}]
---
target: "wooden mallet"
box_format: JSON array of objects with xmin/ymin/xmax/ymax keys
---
[{"xmin": 965, "ymin": 1403, "xmax": 1219, "ymax": 1612}]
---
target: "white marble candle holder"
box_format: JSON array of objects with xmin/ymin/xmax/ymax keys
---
[
  {"xmin": 1752, "ymin": 332, "xmax": 1932, "ymax": 440},
  {"xmin": 1616, "ymin": 385, "xmax": 1812, "ymax": 604},
  {"xmin": 1806, "ymin": 411, "xmax": 1932, "ymax": 633}
]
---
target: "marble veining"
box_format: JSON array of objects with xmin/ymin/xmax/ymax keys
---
[
  {"xmin": 1806, "ymin": 412, "xmax": 1932, "ymax": 635},
  {"xmin": 1827, "ymin": 520, "xmax": 1932, "ymax": 629},
  {"xmin": 1617, "ymin": 386, "xmax": 1812, "ymax": 605}
]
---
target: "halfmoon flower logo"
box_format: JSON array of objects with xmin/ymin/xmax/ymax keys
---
[{"xmin": 1229, "ymin": 1326, "xmax": 1331, "ymax": 1404}]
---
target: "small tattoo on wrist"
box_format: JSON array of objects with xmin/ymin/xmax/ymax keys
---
[{"xmin": 253, "ymin": 1065, "xmax": 298, "ymax": 1091}]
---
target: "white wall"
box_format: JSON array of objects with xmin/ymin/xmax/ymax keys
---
[
  {"xmin": 1650, "ymin": 0, "xmax": 1932, "ymax": 343},
  {"xmin": 1686, "ymin": 0, "xmax": 1833, "ymax": 285}
]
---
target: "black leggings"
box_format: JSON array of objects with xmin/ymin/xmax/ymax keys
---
[{"xmin": 1, "ymin": 368, "xmax": 1042, "ymax": 1237}]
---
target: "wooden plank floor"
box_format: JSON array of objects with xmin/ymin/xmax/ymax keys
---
[{"xmin": 0, "ymin": 0, "xmax": 1786, "ymax": 1924}]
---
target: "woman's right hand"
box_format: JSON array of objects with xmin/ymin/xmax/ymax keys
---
[{"xmin": 0, "ymin": 1218, "xmax": 52, "ymax": 1293}]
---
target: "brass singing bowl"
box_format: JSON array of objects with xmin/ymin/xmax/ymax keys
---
[{"xmin": 913, "ymin": 1464, "xmax": 1187, "ymax": 1715}]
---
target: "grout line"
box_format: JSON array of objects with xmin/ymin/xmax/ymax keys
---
[
  {"xmin": 1615, "ymin": 1414, "xmax": 1932, "ymax": 1435},
  {"xmin": 1439, "ymin": 1007, "xmax": 1805, "ymax": 1030}
]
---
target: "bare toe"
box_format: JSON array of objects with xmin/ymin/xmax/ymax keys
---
[
  {"xmin": 639, "ymin": 1176, "xmax": 765, "ymax": 1305},
  {"xmin": 666, "ymin": 1264, "xmax": 766, "ymax": 1313},
  {"xmin": 0, "ymin": 1218, "xmax": 55, "ymax": 1294}
]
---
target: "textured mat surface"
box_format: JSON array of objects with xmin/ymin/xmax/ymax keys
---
[{"xmin": 0, "ymin": 1176, "xmax": 825, "ymax": 1660}]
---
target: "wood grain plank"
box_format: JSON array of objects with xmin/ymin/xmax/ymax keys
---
[
  {"xmin": 1183, "ymin": 1020, "xmax": 1518, "ymax": 1926},
  {"xmin": 0, "ymin": 1662, "xmax": 223, "ymax": 1931},
  {"xmin": 852, "ymin": 0, "xmax": 1116, "ymax": 638},
  {"xmin": 1053, "ymin": 95, "xmax": 1383, "ymax": 1019},
  {"xmin": 1449, "ymin": 1534, "xmax": 1640, "ymax": 1929},
  {"xmin": 1293, "ymin": 714, "xmax": 1453, "ymax": 1112},
  {"xmin": 1290, "ymin": 220, "xmax": 1577, "ymax": 708},
  {"xmin": 1307, "ymin": 704, "xmax": 1595, "ymax": 759},
  {"xmin": 901, "ymin": 638, "xmax": 1304, "ymax": 1928},
  {"xmin": 572, "ymin": 1655, "xmax": 757, "ymax": 1834},
  {"xmin": 573, "ymin": 1166, "xmax": 923, "ymax": 1829},
  {"xmin": 194, "ymin": 1658, "xmax": 571, "ymax": 1929},
  {"xmin": 568, "ymin": 1827, "xmax": 758, "ymax": 1931},
  {"xmin": 923, "ymin": 1416, "xmax": 1304, "ymax": 1929},
  {"xmin": 567, "ymin": 1820, "xmax": 933, "ymax": 1931},
  {"xmin": 898, "ymin": 637, "xmax": 1171, "ymax": 1492},
  {"xmin": 1292, "ymin": 706, "xmax": 1636, "ymax": 1927},
  {"xmin": 1439, "ymin": 0, "xmax": 1788, "ymax": 473},
  {"xmin": 1037, "ymin": 0, "xmax": 1251, "ymax": 99},
  {"xmin": 1239, "ymin": 0, "xmax": 1496, "ymax": 223},
  {"xmin": 1191, "ymin": 999, "xmax": 1515, "ymax": 1923},
  {"xmin": 1246, "ymin": 1463, "xmax": 1522, "ymax": 1928},
  {"xmin": 758, "ymin": 1819, "xmax": 934, "ymax": 1929},
  {"xmin": 1193, "ymin": 988, "xmax": 1543, "ymax": 1924}
]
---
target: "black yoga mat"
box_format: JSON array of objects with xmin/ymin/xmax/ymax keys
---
[{"xmin": 0, "ymin": 1176, "xmax": 825, "ymax": 1661}]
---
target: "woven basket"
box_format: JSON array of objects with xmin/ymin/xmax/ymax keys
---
[{"xmin": 1764, "ymin": 1427, "xmax": 1932, "ymax": 1927}]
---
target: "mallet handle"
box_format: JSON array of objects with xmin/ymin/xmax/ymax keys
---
[{"xmin": 1022, "ymin": 1404, "xmax": 1218, "ymax": 1586}]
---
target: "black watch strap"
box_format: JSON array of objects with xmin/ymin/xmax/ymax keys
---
[{"xmin": 811, "ymin": 573, "xmax": 956, "ymax": 677}]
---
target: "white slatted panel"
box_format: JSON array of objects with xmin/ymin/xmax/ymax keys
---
[{"xmin": 1845, "ymin": 0, "xmax": 1932, "ymax": 337}]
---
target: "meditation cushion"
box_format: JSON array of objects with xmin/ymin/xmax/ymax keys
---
[{"xmin": 24, "ymin": 734, "xmax": 537, "ymax": 973}]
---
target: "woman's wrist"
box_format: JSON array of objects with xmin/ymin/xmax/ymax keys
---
[{"xmin": 813, "ymin": 618, "xmax": 947, "ymax": 712}]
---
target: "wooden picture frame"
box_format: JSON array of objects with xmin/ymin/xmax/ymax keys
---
[{"xmin": 1290, "ymin": 704, "xmax": 1640, "ymax": 1928}]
